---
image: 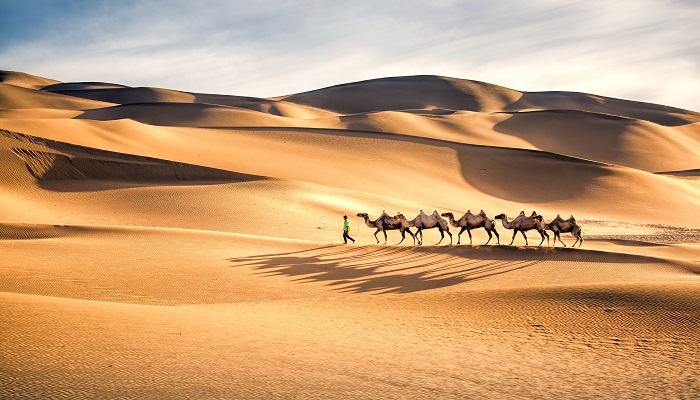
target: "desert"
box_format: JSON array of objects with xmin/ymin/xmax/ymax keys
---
[{"xmin": 1, "ymin": 69, "xmax": 699, "ymax": 398}]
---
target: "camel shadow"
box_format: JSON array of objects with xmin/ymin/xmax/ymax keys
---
[{"xmin": 229, "ymin": 245, "xmax": 542, "ymax": 294}]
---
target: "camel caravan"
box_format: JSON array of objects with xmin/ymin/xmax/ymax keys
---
[{"xmin": 356, "ymin": 210, "xmax": 584, "ymax": 248}]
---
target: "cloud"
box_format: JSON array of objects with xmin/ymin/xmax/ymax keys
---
[{"xmin": 1, "ymin": 0, "xmax": 699, "ymax": 110}]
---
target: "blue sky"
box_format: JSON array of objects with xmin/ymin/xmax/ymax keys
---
[{"xmin": 1, "ymin": 0, "xmax": 699, "ymax": 111}]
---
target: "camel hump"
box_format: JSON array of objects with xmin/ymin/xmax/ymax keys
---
[
  {"xmin": 432, "ymin": 210, "xmax": 440, "ymax": 217},
  {"xmin": 568, "ymin": 214, "xmax": 576, "ymax": 222},
  {"xmin": 519, "ymin": 211, "xmax": 525, "ymax": 216}
]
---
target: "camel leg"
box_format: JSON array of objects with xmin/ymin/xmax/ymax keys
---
[
  {"xmin": 457, "ymin": 227, "xmax": 467, "ymax": 245},
  {"xmin": 383, "ymin": 230, "xmax": 388, "ymax": 245},
  {"xmin": 555, "ymin": 232, "xmax": 566, "ymax": 247},
  {"xmin": 509, "ymin": 229, "xmax": 518, "ymax": 245},
  {"xmin": 537, "ymin": 230, "xmax": 549, "ymax": 247},
  {"xmin": 492, "ymin": 228, "xmax": 500, "ymax": 245},
  {"xmin": 396, "ymin": 229, "xmax": 406, "ymax": 245},
  {"xmin": 573, "ymin": 226, "xmax": 583, "ymax": 247},
  {"xmin": 373, "ymin": 228, "xmax": 381, "ymax": 244},
  {"xmin": 417, "ymin": 229, "xmax": 423, "ymax": 245},
  {"xmin": 520, "ymin": 230, "xmax": 529, "ymax": 246},
  {"xmin": 406, "ymin": 228, "xmax": 416, "ymax": 245},
  {"xmin": 435, "ymin": 228, "xmax": 445, "ymax": 245},
  {"xmin": 406, "ymin": 228, "xmax": 416, "ymax": 246},
  {"xmin": 467, "ymin": 228, "xmax": 474, "ymax": 245}
]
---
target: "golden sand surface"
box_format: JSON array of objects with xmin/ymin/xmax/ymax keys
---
[{"xmin": 1, "ymin": 71, "xmax": 699, "ymax": 399}]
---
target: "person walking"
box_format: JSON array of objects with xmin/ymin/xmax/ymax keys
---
[{"xmin": 342, "ymin": 215, "xmax": 355, "ymax": 244}]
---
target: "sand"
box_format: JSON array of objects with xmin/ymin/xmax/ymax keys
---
[{"xmin": 1, "ymin": 70, "xmax": 699, "ymax": 399}]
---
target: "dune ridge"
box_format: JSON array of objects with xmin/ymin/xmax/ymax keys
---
[{"xmin": 1, "ymin": 70, "xmax": 699, "ymax": 399}]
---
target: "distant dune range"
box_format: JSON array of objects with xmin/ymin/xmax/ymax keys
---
[{"xmin": 1, "ymin": 70, "xmax": 699, "ymax": 399}]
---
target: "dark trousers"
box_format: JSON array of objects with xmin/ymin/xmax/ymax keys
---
[{"xmin": 343, "ymin": 230, "xmax": 355, "ymax": 244}]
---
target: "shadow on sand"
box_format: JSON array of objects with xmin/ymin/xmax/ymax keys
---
[{"xmin": 229, "ymin": 245, "xmax": 544, "ymax": 294}]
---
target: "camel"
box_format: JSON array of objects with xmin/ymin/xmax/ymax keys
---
[
  {"xmin": 357, "ymin": 210, "xmax": 416, "ymax": 245},
  {"xmin": 394, "ymin": 210, "xmax": 452, "ymax": 245},
  {"xmin": 544, "ymin": 214, "xmax": 584, "ymax": 247},
  {"xmin": 441, "ymin": 210, "xmax": 500, "ymax": 245},
  {"xmin": 494, "ymin": 212, "xmax": 550, "ymax": 246}
]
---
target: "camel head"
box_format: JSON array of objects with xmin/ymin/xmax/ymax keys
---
[
  {"xmin": 440, "ymin": 212, "xmax": 453, "ymax": 218},
  {"xmin": 356, "ymin": 212, "xmax": 368, "ymax": 218},
  {"xmin": 494, "ymin": 213, "xmax": 506, "ymax": 220},
  {"xmin": 393, "ymin": 212, "xmax": 407, "ymax": 221}
]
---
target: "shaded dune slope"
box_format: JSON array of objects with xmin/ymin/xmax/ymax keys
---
[
  {"xmin": 77, "ymin": 103, "xmax": 299, "ymax": 127},
  {"xmin": 0, "ymin": 129, "xmax": 260, "ymax": 183},
  {"xmin": 494, "ymin": 109, "xmax": 700, "ymax": 172},
  {"xmin": 511, "ymin": 91, "xmax": 700, "ymax": 126},
  {"xmin": 44, "ymin": 84, "xmax": 337, "ymax": 119},
  {"xmin": 278, "ymin": 75, "xmax": 524, "ymax": 114}
]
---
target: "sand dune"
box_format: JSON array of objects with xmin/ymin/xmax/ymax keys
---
[
  {"xmin": 279, "ymin": 75, "xmax": 524, "ymax": 114},
  {"xmin": 494, "ymin": 109, "xmax": 700, "ymax": 172},
  {"xmin": 1, "ymin": 70, "xmax": 699, "ymax": 399},
  {"xmin": 0, "ymin": 82, "xmax": 114, "ymax": 111},
  {"xmin": 45, "ymin": 83, "xmax": 338, "ymax": 119},
  {"xmin": 511, "ymin": 90, "xmax": 700, "ymax": 126},
  {"xmin": 0, "ymin": 70, "xmax": 60, "ymax": 89}
]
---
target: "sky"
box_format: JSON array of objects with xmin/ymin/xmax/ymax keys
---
[{"xmin": 1, "ymin": 0, "xmax": 699, "ymax": 111}]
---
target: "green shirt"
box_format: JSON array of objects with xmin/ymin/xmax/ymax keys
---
[{"xmin": 343, "ymin": 220, "xmax": 350, "ymax": 232}]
